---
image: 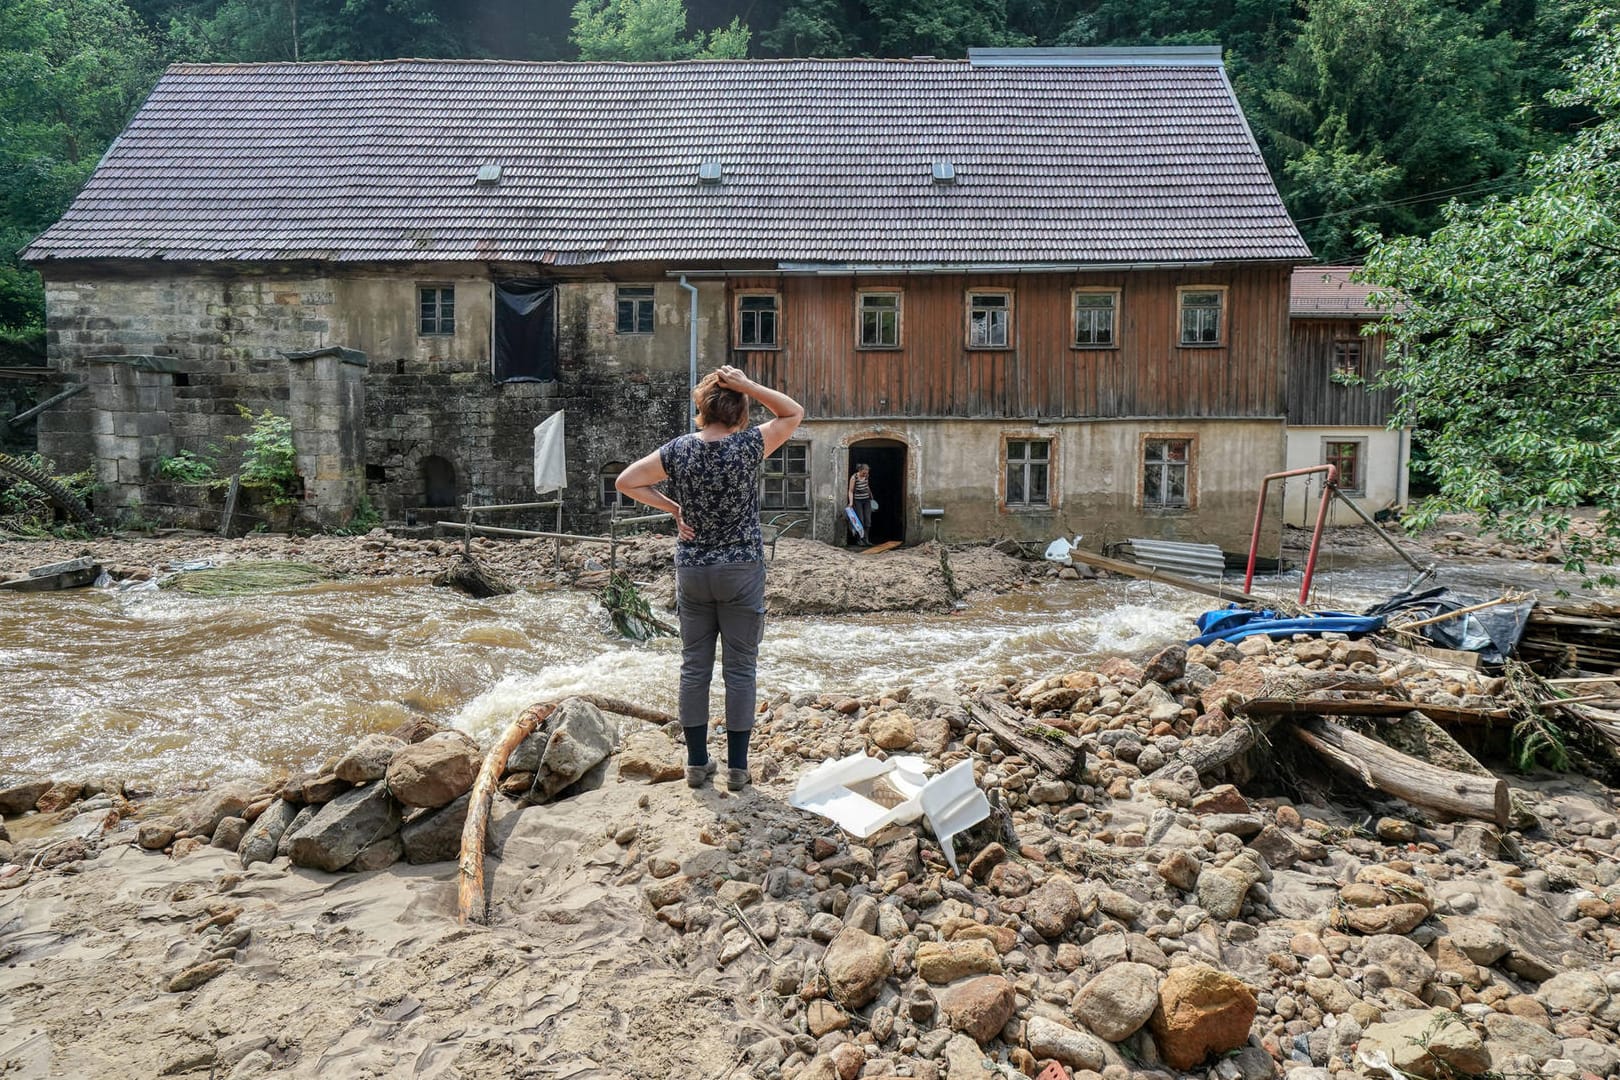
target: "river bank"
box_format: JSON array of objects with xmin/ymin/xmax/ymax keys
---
[{"xmin": 4, "ymin": 620, "xmax": 1620, "ymax": 1080}]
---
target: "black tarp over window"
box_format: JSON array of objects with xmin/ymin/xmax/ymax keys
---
[{"xmin": 494, "ymin": 280, "xmax": 557, "ymax": 382}]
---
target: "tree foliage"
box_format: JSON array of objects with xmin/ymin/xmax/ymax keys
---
[
  {"xmin": 1362, "ymin": 9, "xmax": 1620, "ymax": 579},
  {"xmin": 572, "ymin": 0, "xmax": 749, "ymax": 60}
]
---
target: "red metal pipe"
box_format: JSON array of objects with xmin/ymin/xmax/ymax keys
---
[{"xmin": 1242, "ymin": 464, "xmax": 1339, "ymax": 604}]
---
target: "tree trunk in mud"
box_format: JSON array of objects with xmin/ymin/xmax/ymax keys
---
[{"xmin": 459, "ymin": 701, "xmax": 556, "ymax": 925}]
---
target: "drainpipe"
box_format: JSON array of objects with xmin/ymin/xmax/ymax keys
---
[{"xmin": 679, "ymin": 275, "xmax": 698, "ymax": 432}]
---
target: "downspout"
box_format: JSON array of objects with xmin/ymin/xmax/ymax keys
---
[{"xmin": 679, "ymin": 275, "xmax": 698, "ymax": 432}]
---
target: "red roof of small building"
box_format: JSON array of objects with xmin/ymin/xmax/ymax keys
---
[{"xmin": 1291, "ymin": 266, "xmax": 1385, "ymax": 316}]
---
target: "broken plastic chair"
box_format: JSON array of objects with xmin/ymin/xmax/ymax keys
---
[
  {"xmin": 789, "ymin": 753, "xmax": 990, "ymax": 873},
  {"xmin": 1043, "ymin": 535, "xmax": 1082, "ymax": 566}
]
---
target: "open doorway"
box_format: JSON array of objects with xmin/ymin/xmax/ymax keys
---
[{"xmin": 848, "ymin": 439, "xmax": 906, "ymax": 545}]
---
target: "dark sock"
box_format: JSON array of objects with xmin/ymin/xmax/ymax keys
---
[
  {"xmin": 727, "ymin": 729, "xmax": 751, "ymax": 771},
  {"xmin": 683, "ymin": 723, "xmax": 709, "ymax": 766}
]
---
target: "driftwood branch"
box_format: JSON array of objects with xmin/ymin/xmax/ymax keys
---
[
  {"xmin": 1238, "ymin": 697, "xmax": 1509, "ymax": 727},
  {"xmin": 1148, "ymin": 723, "xmax": 1260, "ymax": 780},
  {"xmin": 458, "ymin": 700, "xmax": 557, "ymax": 925},
  {"xmin": 1294, "ymin": 716, "xmax": 1509, "ymax": 827},
  {"xmin": 968, "ymin": 694, "xmax": 1086, "ymax": 781}
]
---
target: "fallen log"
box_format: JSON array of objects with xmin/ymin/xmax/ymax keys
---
[
  {"xmin": 1147, "ymin": 723, "xmax": 1260, "ymax": 781},
  {"xmin": 1238, "ymin": 697, "xmax": 1509, "ymax": 727},
  {"xmin": 968, "ymin": 694, "xmax": 1086, "ymax": 781},
  {"xmin": 458, "ymin": 700, "xmax": 556, "ymax": 925},
  {"xmin": 1293, "ymin": 716, "xmax": 1509, "ymax": 827}
]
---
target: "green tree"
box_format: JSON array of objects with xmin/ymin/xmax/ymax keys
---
[
  {"xmin": 0, "ymin": 0, "xmax": 162, "ymax": 329},
  {"xmin": 863, "ymin": 0, "xmax": 1027, "ymax": 56},
  {"xmin": 571, "ymin": 0, "xmax": 750, "ymax": 59},
  {"xmin": 1361, "ymin": 9, "xmax": 1620, "ymax": 580}
]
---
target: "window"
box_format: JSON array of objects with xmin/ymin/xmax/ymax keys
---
[
  {"xmin": 1333, "ymin": 339, "xmax": 1363, "ymax": 380},
  {"xmin": 1324, "ymin": 439, "xmax": 1365, "ymax": 495},
  {"xmin": 1178, "ymin": 288, "xmax": 1223, "ymax": 345},
  {"xmin": 858, "ymin": 292, "xmax": 900, "ymax": 348},
  {"xmin": 616, "ymin": 286, "xmax": 655, "ymax": 335},
  {"xmin": 1005, "ymin": 439, "xmax": 1051, "ymax": 508},
  {"xmin": 738, "ymin": 294, "xmax": 779, "ymax": 348},
  {"xmin": 600, "ymin": 462, "xmax": 635, "ymax": 509},
  {"xmin": 418, "ymin": 286, "xmax": 455, "ymax": 335},
  {"xmin": 760, "ymin": 442, "xmax": 809, "ymax": 510},
  {"xmin": 968, "ymin": 292, "xmax": 1011, "ymax": 348},
  {"xmin": 1143, "ymin": 438, "xmax": 1193, "ymax": 508},
  {"xmin": 1073, "ymin": 291, "xmax": 1116, "ymax": 347}
]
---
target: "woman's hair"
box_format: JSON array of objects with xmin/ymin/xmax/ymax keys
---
[
  {"xmin": 692, "ymin": 371, "xmax": 748, "ymax": 430},
  {"xmin": 856, "ymin": 464, "xmax": 870, "ymax": 473}
]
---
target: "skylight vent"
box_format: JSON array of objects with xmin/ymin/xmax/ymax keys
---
[
  {"xmin": 475, "ymin": 164, "xmax": 502, "ymax": 185},
  {"xmin": 698, "ymin": 161, "xmax": 724, "ymax": 185},
  {"xmin": 931, "ymin": 161, "xmax": 957, "ymax": 185}
]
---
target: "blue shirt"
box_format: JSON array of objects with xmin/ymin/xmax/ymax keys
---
[{"xmin": 658, "ymin": 427, "xmax": 765, "ymax": 567}]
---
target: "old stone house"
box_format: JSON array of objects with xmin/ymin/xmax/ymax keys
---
[
  {"xmin": 1284, "ymin": 267, "xmax": 1409, "ymax": 526},
  {"xmin": 24, "ymin": 47, "xmax": 1311, "ymax": 546}
]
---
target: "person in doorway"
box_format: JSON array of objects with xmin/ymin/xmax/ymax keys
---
[
  {"xmin": 615, "ymin": 365, "xmax": 804, "ymax": 792},
  {"xmin": 847, "ymin": 463, "xmax": 874, "ymax": 546}
]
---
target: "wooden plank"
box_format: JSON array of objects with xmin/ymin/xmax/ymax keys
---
[
  {"xmin": 860, "ymin": 540, "xmax": 902, "ymax": 555},
  {"xmin": 966, "ymin": 695, "xmax": 1085, "ymax": 781},
  {"xmin": 1295, "ymin": 716, "xmax": 1510, "ymax": 826},
  {"xmin": 1065, "ymin": 546, "xmax": 1263, "ymax": 605},
  {"xmin": 1237, "ymin": 697, "xmax": 1510, "ymax": 726}
]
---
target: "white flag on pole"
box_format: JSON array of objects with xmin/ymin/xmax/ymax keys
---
[{"xmin": 533, "ymin": 410, "xmax": 566, "ymax": 493}]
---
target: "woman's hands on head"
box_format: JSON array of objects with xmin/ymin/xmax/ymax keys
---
[{"xmin": 715, "ymin": 365, "xmax": 754, "ymax": 392}]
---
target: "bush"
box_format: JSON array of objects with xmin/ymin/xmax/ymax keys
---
[
  {"xmin": 234, "ymin": 406, "xmax": 299, "ymax": 503},
  {"xmin": 156, "ymin": 449, "xmax": 219, "ymax": 484}
]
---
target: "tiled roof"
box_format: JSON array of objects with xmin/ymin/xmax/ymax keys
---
[
  {"xmin": 25, "ymin": 54, "xmax": 1311, "ymax": 267},
  {"xmin": 1291, "ymin": 266, "xmax": 1383, "ymax": 316}
]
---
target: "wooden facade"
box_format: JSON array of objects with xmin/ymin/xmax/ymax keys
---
[
  {"xmin": 729, "ymin": 265, "xmax": 1292, "ymax": 422},
  {"xmin": 1286, "ymin": 316, "xmax": 1398, "ymax": 427}
]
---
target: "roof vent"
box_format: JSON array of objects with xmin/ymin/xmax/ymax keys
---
[
  {"xmin": 475, "ymin": 164, "xmax": 502, "ymax": 185},
  {"xmin": 931, "ymin": 161, "xmax": 957, "ymax": 185},
  {"xmin": 698, "ymin": 161, "xmax": 724, "ymax": 184}
]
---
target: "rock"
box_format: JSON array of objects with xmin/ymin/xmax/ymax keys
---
[
  {"xmin": 917, "ymin": 939, "xmax": 1002, "ymax": 983},
  {"xmin": 1482, "ymin": 1013, "xmax": 1560, "ymax": 1064},
  {"xmin": 285, "ymin": 783, "xmax": 403, "ymax": 872},
  {"xmin": 1359, "ymin": 1008, "xmax": 1489, "ymax": 1079},
  {"xmin": 989, "ymin": 861, "xmax": 1033, "ymax": 897},
  {"xmin": 913, "ymin": 715, "xmax": 951, "ymax": 755},
  {"xmin": 1026, "ymin": 1015, "xmax": 1105, "ymax": 1071},
  {"xmin": 823, "ymin": 927, "xmax": 893, "ymax": 1008},
  {"xmin": 616, "ymin": 731, "xmax": 685, "ymax": 783},
  {"xmin": 644, "ymin": 875, "xmax": 690, "ymax": 909},
  {"xmin": 386, "ymin": 736, "xmax": 479, "ymax": 809},
  {"xmin": 1158, "ymin": 850, "xmax": 1201, "ymax": 891},
  {"xmin": 1360, "ymin": 934, "xmax": 1436, "ymax": 996},
  {"xmin": 1341, "ymin": 902, "xmax": 1430, "ymax": 935},
  {"xmin": 967, "ymin": 842, "xmax": 1006, "ymax": 879},
  {"xmin": 1142, "ymin": 643, "xmax": 1188, "ymax": 685},
  {"xmin": 138, "ymin": 818, "xmax": 178, "ymax": 850},
  {"xmin": 1072, "ymin": 962, "xmax": 1161, "ymax": 1042},
  {"xmin": 1559, "ymin": 1036, "xmax": 1620, "ymax": 1076},
  {"xmin": 1247, "ymin": 824, "xmax": 1305, "ymax": 870},
  {"xmin": 1191, "ymin": 784, "xmax": 1248, "ymax": 815},
  {"xmin": 1029, "ymin": 687, "xmax": 1080, "ymax": 714},
  {"xmin": 1536, "ymin": 970, "xmax": 1611, "ymax": 1016},
  {"xmin": 1440, "ymin": 917, "xmax": 1509, "ymax": 965},
  {"xmin": 299, "ymin": 773, "xmax": 347, "ymax": 804},
  {"xmin": 176, "ymin": 780, "xmax": 259, "ymax": 838},
  {"xmin": 387, "ymin": 716, "xmax": 446, "ymax": 744},
  {"xmin": 350, "ymin": 833, "xmax": 403, "ymax": 872},
  {"xmin": 276, "ymin": 805, "xmax": 317, "ymax": 858},
  {"xmin": 33, "ymin": 779, "xmax": 86, "ymax": 814},
  {"xmin": 1148, "ymin": 964, "xmax": 1258, "ymax": 1071},
  {"xmin": 400, "ymin": 793, "xmax": 470, "ymax": 864},
  {"xmin": 1026, "ymin": 878, "xmax": 1083, "ymax": 938},
  {"xmin": 333, "ymin": 733, "xmax": 406, "ymax": 783},
  {"xmin": 807, "ymin": 999, "xmax": 848, "ymax": 1036},
  {"xmin": 1375, "ymin": 817, "xmax": 1417, "ymax": 843},
  {"xmin": 869, "ymin": 711, "xmax": 916, "ymax": 750},
  {"xmin": 530, "ymin": 698, "xmax": 616, "ymax": 799},
  {"xmin": 1028, "ymin": 779, "xmax": 1073, "ymax": 804},
  {"xmin": 211, "ymin": 816, "xmax": 248, "ymax": 851},
  {"xmin": 0, "ymin": 780, "xmax": 52, "ymax": 816},
  {"xmin": 941, "ymin": 1034, "xmax": 996, "ymax": 1080},
  {"xmin": 937, "ymin": 975, "xmax": 1017, "ymax": 1044},
  {"xmin": 1196, "ymin": 866, "xmax": 1252, "ymax": 920},
  {"xmin": 165, "ymin": 959, "xmax": 232, "ymax": 993},
  {"xmin": 239, "ymin": 799, "xmax": 300, "ymax": 867}
]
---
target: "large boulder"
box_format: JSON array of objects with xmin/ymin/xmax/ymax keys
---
[
  {"xmin": 615, "ymin": 731, "xmax": 685, "ymax": 784},
  {"xmin": 276, "ymin": 804, "xmax": 318, "ymax": 858},
  {"xmin": 1025, "ymin": 1015, "xmax": 1105, "ymax": 1071},
  {"xmin": 239, "ymin": 798, "xmax": 301, "ymax": 867},
  {"xmin": 176, "ymin": 780, "xmax": 261, "ymax": 838},
  {"xmin": 386, "ymin": 734, "xmax": 479, "ymax": 809},
  {"xmin": 937, "ymin": 975, "xmax": 1017, "ymax": 1045},
  {"xmin": 823, "ymin": 927, "xmax": 893, "ymax": 1008},
  {"xmin": 286, "ymin": 783, "xmax": 402, "ymax": 872},
  {"xmin": 0, "ymin": 780, "xmax": 52, "ymax": 816},
  {"xmin": 1025, "ymin": 879, "xmax": 1082, "ymax": 939},
  {"xmin": 333, "ymin": 734, "xmax": 406, "ymax": 784},
  {"xmin": 1359, "ymin": 1009, "xmax": 1489, "ymax": 1079},
  {"xmin": 33, "ymin": 779, "xmax": 87, "ymax": 813},
  {"xmin": 401, "ymin": 793, "xmax": 470, "ymax": 864},
  {"xmin": 530, "ymin": 699, "xmax": 616, "ymax": 800},
  {"xmin": 916, "ymin": 939, "xmax": 1001, "ymax": 984},
  {"xmin": 1361, "ymin": 934, "xmax": 1437, "ymax": 997},
  {"xmin": 1148, "ymin": 964, "xmax": 1258, "ymax": 1071},
  {"xmin": 1072, "ymin": 962, "xmax": 1161, "ymax": 1042}
]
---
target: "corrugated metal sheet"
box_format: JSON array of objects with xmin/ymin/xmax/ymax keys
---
[
  {"xmin": 24, "ymin": 54, "xmax": 1310, "ymax": 267},
  {"xmin": 1122, "ymin": 538, "xmax": 1226, "ymax": 579}
]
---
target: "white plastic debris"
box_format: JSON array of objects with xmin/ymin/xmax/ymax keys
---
[
  {"xmin": 789, "ymin": 752, "xmax": 990, "ymax": 873},
  {"xmin": 1043, "ymin": 535, "xmax": 1082, "ymax": 566}
]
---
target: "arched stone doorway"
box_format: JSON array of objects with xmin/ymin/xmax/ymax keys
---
[
  {"xmin": 421, "ymin": 455, "xmax": 459, "ymax": 508},
  {"xmin": 848, "ymin": 438, "xmax": 907, "ymax": 545}
]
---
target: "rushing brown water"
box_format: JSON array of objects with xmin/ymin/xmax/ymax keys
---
[{"xmin": 0, "ymin": 552, "xmax": 1605, "ymax": 788}]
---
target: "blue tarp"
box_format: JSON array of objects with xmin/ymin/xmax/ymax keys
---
[{"xmin": 1188, "ymin": 606, "xmax": 1386, "ymax": 646}]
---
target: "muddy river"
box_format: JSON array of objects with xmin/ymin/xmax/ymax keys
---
[{"xmin": 0, "ymin": 552, "xmax": 1601, "ymax": 789}]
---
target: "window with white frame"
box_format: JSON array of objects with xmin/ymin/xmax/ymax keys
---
[
  {"xmin": 418, "ymin": 285, "xmax": 455, "ymax": 335},
  {"xmin": 1178, "ymin": 289, "xmax": 1223, "ymax": 345},
  {"xmin": 1072, "ymin": 291, "xmax": 1116, "ymax": 347},
  {"xmin": 738, "ymin": 293, "xmax": 779, "ymax": 348},
  {"xmin": 1005, "ymin": 438, "xmax": 1051, "ymax": 508},
  {"xmin": 1143, "ymin": 438, "xmax": 1193, "ymax": 508},
  {"xmin": 1324, "ymin": 438, "xmax": 1366, "ymax": 495},
  {"xmin": 968, "ymin": 291, "xmax": 1011, "ymax": 348},
  {"xmin": 616, "ymin": 286, "xmax": 655, "ymax": 335},
  {"xmin": 760, "ymin": 442, "xmax": 809, "ymax": 510},
  {"xmin": 858, "ymin": 292, "xmax": 900, "ymax": 348},
  {"xmin": 599, "ymin": 462, "xmax": 635, "ymax": 509}
]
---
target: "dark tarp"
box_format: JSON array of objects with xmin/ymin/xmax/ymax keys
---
[
  {"xmin": 494, "ymin": 280, "xmax": 556, "ymax": 382},
  {"xmin": 1362, "ymin": 587, "xmax": 1533, "ymax": 666}
]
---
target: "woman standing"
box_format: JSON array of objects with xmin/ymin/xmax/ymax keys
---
[
  {"xmin": 846, "ymin": 463, "xmax": 873, "ymax": 546},
  {"xmin": 615, "ymin": 365, "xmax": 804, "ymax": 792}
]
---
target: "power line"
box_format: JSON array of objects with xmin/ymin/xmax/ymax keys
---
[{"xmin": 1293, "ymin": 175, "xmax": 1524, "ymax": 224}]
